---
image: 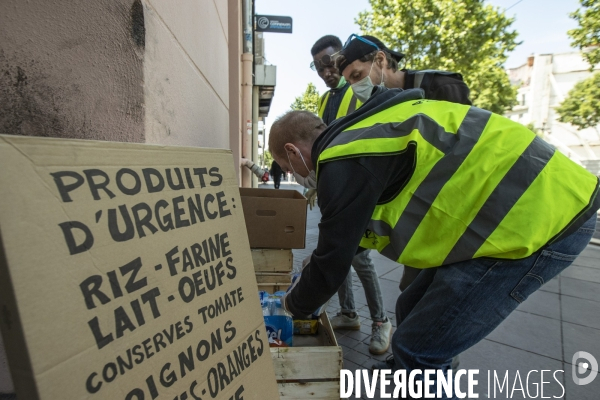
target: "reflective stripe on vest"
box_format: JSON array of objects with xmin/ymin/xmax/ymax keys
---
[
  {"xmin": 317, "ymin": 92, "xmax": 330, "ymax": 118},
  {"xmin": 318, "ymin": 87, "xmax": 362, "ymax": 120},
  {"xmin": 317, "ymin": 99, "xmax": 599, "ymax": 268}
]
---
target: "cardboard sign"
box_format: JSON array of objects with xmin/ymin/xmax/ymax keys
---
[{"xmin": 0, "ymin": 135, "xmax": 280, "ymax": 400}]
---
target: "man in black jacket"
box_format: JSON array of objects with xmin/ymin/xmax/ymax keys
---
[
  {"xmin": 310, "ymin": 34, "xmax": 392, "ymax": 356},
  {"xmin": 270, "ymin": 160, "xmax": 283, "ymax": 189},
  {"xmin": 332, "ymin": 34, "xmax": 472, "ymax": 330},
  {"xmin": 337, "ymin": 34, "xmax": 471, "ymax": 106}
]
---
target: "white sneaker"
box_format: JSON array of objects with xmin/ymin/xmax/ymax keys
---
[
  {"xmin": 369, "ymin": 319, "xmax": 392, "ymax": 355},
  {"xmin": 330, "ymin": 312, "xmax": 361, "ymax": 330}
]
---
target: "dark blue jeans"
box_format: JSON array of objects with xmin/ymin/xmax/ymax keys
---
[{"xmin": 392, "ymin": 215, "xmax": 596, "ymax": 399}]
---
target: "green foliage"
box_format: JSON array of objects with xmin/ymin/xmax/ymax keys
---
[
  {"xmin": 568, "ymin": 0, "xmax": 600, "ymax": 70},
  {"xmin": 356, "ymin": 0, "xmax": 519, "ymax": 113},
  {"xmin": 263, "ymin": 149, "xmax": 273, "ymax": 168},
  {"xmin": 290, "ymin": 82, "xmax": 320, "ymax": 114},
  {"xmin": 556, "ymin": 72, "xmax": 600, "ymax": 130}
]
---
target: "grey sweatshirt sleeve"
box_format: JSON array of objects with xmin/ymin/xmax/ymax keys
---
[{"xmin": 285, "ymin": 158, "xmax": 385, "ymax": 318}]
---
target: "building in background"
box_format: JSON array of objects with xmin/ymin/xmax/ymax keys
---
[
  {"xmin": 506, "ymin": 52, "xmax": 600, "ymax": 175},
  {"xmin": 254, "ymin": 31, "xmax": 277, "ymax": 172}
]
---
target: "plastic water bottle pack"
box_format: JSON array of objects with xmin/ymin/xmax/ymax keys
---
[{"xmin": 259, "ymin": 291, "xmax": 293, "ymax": 347}]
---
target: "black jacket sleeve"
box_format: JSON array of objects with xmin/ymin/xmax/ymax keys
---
[
  {"xmin": 285, "ymin": 158, "xmax": 385, "ymax": 318},
  {"xmin": 429, "ymin": 78, "xmax": 472, "ymax": 106}
]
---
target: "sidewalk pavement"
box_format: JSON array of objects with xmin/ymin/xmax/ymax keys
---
[{"xmin": 261, "ymin": 182, "xmax": 600, "ymax": 399}]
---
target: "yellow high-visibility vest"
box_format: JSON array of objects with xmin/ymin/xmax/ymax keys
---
[
  {"xmin": 317, "ymin": 99, "xmax": 599, "ymax": 268},
  {"xmin": 317, "ymin": 85, "xmax": 362, "ymax": 120}
]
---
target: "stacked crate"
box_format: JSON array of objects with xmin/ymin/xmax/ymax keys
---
[
  {"xmin": 240, "ymin": 189, "xmax": 342, "ymax": 398},
  {"xmin": 252, "ymin": 248, "xmax": 293, "ymax": 294},
  {"xmin": 251, "ymin": 249, "xmax": 342, "ymax": 399}
]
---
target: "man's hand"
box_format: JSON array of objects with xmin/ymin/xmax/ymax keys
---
[
  {"xmin": 306, "ymin": 188, "xmax": 317, "ymax": 210},
  {"xmin": 240, "ymin": 158, "xmax": 253, "ymax": 168}
]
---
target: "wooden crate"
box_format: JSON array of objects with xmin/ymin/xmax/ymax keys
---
[
  {"xmin": 256, "ymin": 272, "xmax": 292, "ymax": 294},
  {"xmin": 252, "ymin": 248, "xmax": 293, "ymax": 272},
  {"xmin": 271, "ymin": 312, "xmax": 343, "ymax": 399}
]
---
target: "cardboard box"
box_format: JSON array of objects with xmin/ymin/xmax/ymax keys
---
[
  {"xmin": 239, "ymin": 188, "xmax": 307, "ymax": 249},
  {"xmin": 0, "ymin": 135, "xmax": 280, "ymax": 400}
]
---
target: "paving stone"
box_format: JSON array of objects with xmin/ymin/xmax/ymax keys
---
[
  {"xmin": 571, "ymin": 255, "xmax": 600, "ymax": 269},
  {"xmin": 539, "ymin": 276, "xmax": 560, "ymax": 294},
  {"xmin": 373, "ymin": 260, "xmax": 399, "ymax": 277},
  {"xmin": 353, "ymin": 340, "xmax": 374, "ymax": 357},
  {"xmin": 579, "ymin": 245, "xmax": 600, "ymax": 259},
  {"xmin": 561, "ymin": 265, "xmax": 600, "ymax": 284},
  {"xmin": 353, "ymin": 340, "xmax": 392, "ymax": 361},
  {"xmin": 344, "ymin": 347, "xmax": 372, "ymax": 366},
  {"xmin": 359, "ymin": 321, "xmax": 374, "ymax": 336},
  {"xmin": 357, "ymin": 308, "xmax": 372, "ymax": 319},
  {"xmin": 561, "ymin": 277, "xmax": 600, "ymax": 303},
  {"xmin": 380, "ymin": 267, "xmax": 403, "ymax": 283},
  {"xmin": 562, "ymin": 364, "xmax": 600, "ymax": 400},
  {"xmin": 561, "ymin": 322, "xmax": 600, "ymax": 367},
  {"xmin": 337, "ymin": 333, "xmax": 362, "ymax": 349},
  {"xmin": 377, "ymin": 277, "xmax": 400, "ymax": 315},
  {"xmin": 486, "ymin": 311, "xmax": 563, "ymax": 360},
  {"xmin": 343, "ymin": 329, "xmax": 371, "ymax": 342},
  {"xmin": 560, "ymin": 296, "xmax": 600, "ymax": 330},
  {"xmin": 517, "ymin": 289, "xmax": 561, "ymax": 320},
  {"xmin": 342, "ymin": 359, "xmax": 362, "ymax": 372}
]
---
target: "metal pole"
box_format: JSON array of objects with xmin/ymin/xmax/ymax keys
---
[
  {"xmin": 252, "ymin": 86, "xmax": 259, "ymax": 187},
  {"xmin": 241, "ymin": 0, "xmax": 253, "ymax": 187}
]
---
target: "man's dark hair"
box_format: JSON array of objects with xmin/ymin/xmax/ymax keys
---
[
  {"xmin": 337, "ymin": 35, "xmax": 404, "ymax": 74},
  {"xmin": 359, "ymin": 51, "xmax": 399, "ymax": 72},
  {"xmin": 311, "ymin": 35, "xmax": 343, "ymax": 56}
]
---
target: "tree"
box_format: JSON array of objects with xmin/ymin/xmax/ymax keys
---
[
  {"xmin": 290, "ymin": 82, "xmax": 320, "ymax": 114},
  {"xmin": 556, "ymin": 0, "xmax": 600, "ymax": 132},
  {"xmin": 568, "ymin": 0, "xmax": 600, "ymax": 70},
  {"xmin": 556, "ymin": 72, "xmax": 600, "ymax": 131},
  {"xmin": 263, "ymin": 149, "xmax": 273, "ymax": 168},
  {"xmin": 356, "ymin": 0, "xmax": 519, "ymax": 114}
]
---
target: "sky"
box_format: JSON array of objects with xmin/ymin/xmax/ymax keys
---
[{"xmin": 255, "ymin": 0, "xmax": 583, "ymax": 135}]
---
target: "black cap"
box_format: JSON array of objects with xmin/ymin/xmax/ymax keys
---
[{"xmin": 337, "ymin": 35, "xmax": 405, "ymax": 75}]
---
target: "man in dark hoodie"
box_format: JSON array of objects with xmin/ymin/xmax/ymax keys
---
[
  {"xmin": 268, "ymin": 86, "xmax": 598, "ymax": 396},
  {"xmin": 330, "ymin": 34, "xmax": 473, "ymax": 346},
  {"xmin": 310, "ymin": 34, "xmax": 392, "ymax": 355}
]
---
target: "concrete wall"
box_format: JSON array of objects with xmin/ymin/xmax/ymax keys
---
[
  {"xmin": 143, "ymin": 0, "xmax": 231, "ymax": 148},
  {"xmin": 0, "ymin": 0, "xmax": 145, "ymax": 142},
  {"xmin": 0, "ymin": 0, "xmax": 234, "ymax": 149}
]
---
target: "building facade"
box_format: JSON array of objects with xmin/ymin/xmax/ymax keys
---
[{"xmin": 506, "ymin": 52, "xmax": 600, "ymax": 175}]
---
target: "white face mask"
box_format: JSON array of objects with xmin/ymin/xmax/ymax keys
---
[
  {"xmin": 286, "ymin": 146, "xmax": 317, "ymax": 189},
  {"xmin": 351, "ymin": 60, "xmax": 385, "ymax": 103}
]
